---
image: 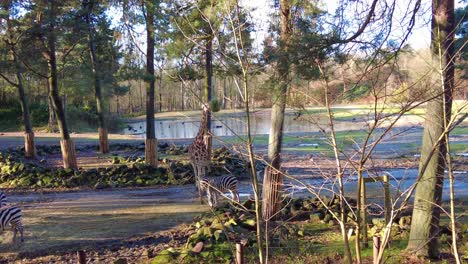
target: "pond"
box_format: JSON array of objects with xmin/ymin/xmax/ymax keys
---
[
  {"xmin": 123, "ymin": 111, "xmax": 359, "ymax": 139},
  {"xmin": 281, "ymin": 168, "xmax": 468, "ymax": 201}
]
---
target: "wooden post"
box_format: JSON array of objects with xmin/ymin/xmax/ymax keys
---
[
  {"xmin": 236, "ymin": 242, "xmax": 244, "ymax": 264},
  {"xmin": 373, "ymin": 236, "xmax": 381, "ymax": 264},
  {"xmin": 24, "ymin": 132, "xmax": 36, "ymax": 159},
  {"xmin": 98, "ymin": 127, "xmax": 109, "ymax": 153},
  {"xmin": 383, "ymin": 175, "xmax": 391, "ymax": 225},
  {"xmin": 60, "ymin": 139, "xmax": 77, "ymax": 169},
  {"xmin": 145, "ymin": 138, "xmax": 158, "ymax": 167},
  {"xmin": 77, "ymin": 250, "xmax": 86, "ymax": 264}
]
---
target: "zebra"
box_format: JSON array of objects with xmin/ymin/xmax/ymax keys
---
[
  {"xmin": 0, "ymin": 205, "xmax": 24, "ymax": 242},
  {"xmin": 0, "ymin": 190, "xmax": 7, "ymax": 207},
  {"xmin": 200, "ymin": 175, "xmax": 239, "ymax": 208}
]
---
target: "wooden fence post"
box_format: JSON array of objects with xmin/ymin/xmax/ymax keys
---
[
  {"xmin": 77, "ymin": 250, "xmax": 86, "ymax": 264},
  {"xmin": 236, "ymin": 242, "xmax": 244, "ymax": 264},
  {"xmin": 373, "ymin": 235, "xmax": 381, "ymax": 264}
]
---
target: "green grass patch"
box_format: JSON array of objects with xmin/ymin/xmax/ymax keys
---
[{"xmin": 451, "ymin": 126, "xmax": 468, "ymax": 135}]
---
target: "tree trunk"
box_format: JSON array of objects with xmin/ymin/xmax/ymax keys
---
[
  {"xmin": 180, "ymin": 82, "xmax": 184, "ymax": 111},
  {"xmin": 407, "ymin": 0, "xmax": 454, "ymax": 258},
  {"xmin": 204, "ymin": 35, "xmax": 213, "ymax": 157},
  {"xmin": 159, "ymin": 70, "xmax": 163, "ymax": 112},
  {"xmin": 262, "ymin": 0, "xmax": 291, "ymax": 220},
  {"xmin": 4, "ymin": 5, "xmax": 36, "ymax": 159},
  {"xmin": 144, "ymin": 1, "xmax": 158, "ymax": 167},
  {"xmin": 84, "ymin": 0, "xmax": 108, "ymax": 153},
  {"xmin": 46, "ymin": 79, "xmax": 56, "ymax": 131},
  {"xmin": 222, "ymin": 77, "xmax": 227, "ymax": 109},
  {"xmin": 15, "ymin": 56, "xmax": 35, "ymax": 159},
  {"xmin": 45, "ymin": 0, "xmax": 77, "ymax": 169}
]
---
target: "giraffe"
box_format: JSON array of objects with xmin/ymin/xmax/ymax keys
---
[{"xmin": 188, "ymin": 104, "xmax": 212, "ymax": 202}]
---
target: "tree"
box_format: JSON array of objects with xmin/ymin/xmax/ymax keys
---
[
  {"xmin": 143, "ymin": 0, "xmax": 158, "ymax": 167},
  {"xmin": 82, "ymin": 0, "xmax": 109, "ymax": 153},
  {"xmin": 169, "ymin": 0, "xmax": 228, "ymax": 156},
  {"xmin": 0, "ymin": 0, "xmax": 36, "ymax": 158},
  {"xmin": 262, "ymin": 0, "xmax": 292, "ymax": 221},
  {"xmin": 34, "ymin": 0, "xmax": 78, "ymax": 169},
  {"xmin": 407, "ymin": 0, "xmax": 455, "ymax": 258}
]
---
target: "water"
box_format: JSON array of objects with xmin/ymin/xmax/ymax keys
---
[
  {"xmin": 123, "ymin": 112, "xmax": 358, "ymax": 139},
  {"xmin": 281, "ymin": 168, "xmax": 468, "ymax": 201}
]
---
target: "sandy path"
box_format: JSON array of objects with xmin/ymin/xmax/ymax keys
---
[{"xmin": 0, "ymin": 186, "xmax": 207, "ymax": 260}]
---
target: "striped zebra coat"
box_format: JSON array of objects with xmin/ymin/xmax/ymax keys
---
[
  {"xmin": 0, "ymin": 205, "xmax": 24, "ymax": 242},
  {"xmin": 0, "ymin": 190, "xmax": 7, "ymax": 207},
  {"xmin": 200, "ymin": 175, "xmax": 239, "ymax": 208}
]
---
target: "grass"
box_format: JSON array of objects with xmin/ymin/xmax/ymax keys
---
[
  {"xmin": 264, "ymin": 221, "xmax": 412, "ymax": 264},
  {"xmin": 451, "ymin": 126, "xmax": 468, "ymax": 135}
]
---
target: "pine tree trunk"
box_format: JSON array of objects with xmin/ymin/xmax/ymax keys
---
[
  {"xmin": 24, "ymin": 132, "xmax": 36, "ymax": 159},
  {"xmin": 205, "ymin": 36, "xmax": 213, "ymax": 150},
  {"xmin": 159, "ymin": 69, "xmax": 163, "ymax": 112},
  {"xmin": 60, "ymin": 139, "xmax": 77, "ymax": 169},
  {"xmin": 144, "ymin": 1, "xmax": 158, "ymax": 167},
  {"xmin": 98, "ymin": 127, "xmax": 109, "ymax": 153},
  {"xmin": 222, "ymin": 77, "xmax": 227, "ymax": 109},
  {"xmin": 47, "ymin": 80, "xmax": 56, "ymax": 131},
  {"xmin": 263, "ymin": 0, "xmax": 291, "ymax": 220},
  {"xmin": 145, "ymin": 138, "xmax": 158, "ymax": 167},
  {"xmin": 84, "ymin": 0, "xmax": 109, "ymax": 154},
  {"xmin": 45, "ymin": 0, "xmax": 77, "ymax": 169},
  {"xmin": 407, "ymin": 0, "xmax": 454, "ymax": 258}
]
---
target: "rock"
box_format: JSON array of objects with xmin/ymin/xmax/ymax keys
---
[
  {"xmin": 290, "ymin": 211, "xmax": 310, "ymax": 221},
  {"xmin": 142, "ymin": 249, "xmax": 153, "ymax": 259},
  {"xmin": 372, "ymin": 218, "xmax": 386, "ymax": 227},
  {"xmin": 398, "ymin": 216, "xmax": 411, "ymax": 228},
  {"xmin": 309, "ymin": 212, "xmax": 322, "ymax": 222},
  {"xmin": 114, "ymin": 258, "xmax": 127, "ymax": 264},
  {"xmin": 192, "ymin": 241, "xmax": 204, "ymax": 253},
  {"xmin": 323, "ymin": 213, "xmax": 332, "ymax": 223}
]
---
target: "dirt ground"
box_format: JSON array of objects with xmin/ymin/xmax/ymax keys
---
[{"xmin": 0, "ymin": 186, "xmax": 207, "ymax": 263}]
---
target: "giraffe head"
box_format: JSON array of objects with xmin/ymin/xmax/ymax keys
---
[{"xmin": 202, "ymin": 103, "xmax": 210, "ymax": 113}]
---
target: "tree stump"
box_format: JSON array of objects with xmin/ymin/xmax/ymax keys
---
[
  {"xmin": 98, "ymin": 127, "xmax": 109, "ymax": 153},
  {"xmin": 262, "ymin": 166, "xmax": 283, "ymax": 221},
  {"xmin": 60, "ymin": 139, "xmax": 78, "ymax": 169},
  {"xmin": 145, "ymin": 138, "xmax": 158, "ymax": 167},
  {"xmin": 24, "ymin": 132, "xmax": 36, "ymax": 159}
]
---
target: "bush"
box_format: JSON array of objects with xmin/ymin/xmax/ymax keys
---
[
  {"xmin": 29, "ymin": 103, "xmax": 49, "ymax": 126},
  {"xmin": 66, "ymin": 105, "xmax": 99, "ymax": 127},
  {"xmin": 210, "ymin": 99, "xmax": 221, "ymax": 113},
  {"xmin": 344, "ymin": 85, "xmax": 371, "ymax": 101},
  {"xmin": 0, "ymin": 108, "xmax": 21, "ymax": 131}
]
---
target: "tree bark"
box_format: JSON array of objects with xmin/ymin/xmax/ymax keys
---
[
  {"xmin": 47, "ymin": 79, "xmax": 56, "ymax": 131},
  {"xmin": 407, "ymin": 0, "xmax": 454, "ymax": 258},
  {"xmin": 144, "ymin": 0, "xmax": 158, "ymax": 167},
  {"xmin": 204, "ymin": 35, "xmax": 213, "ymax": 157},
  {"xmin": 44, "ymin": 0, "xmax": 77, "ymax": 169},
  {"xmin": 222, "ymin": 77, "xmax": 227, "ymax": 109},
  {"xmin": 84, "ymin": 0, "xmax": 109, "ymax": 153},
  {"xmin": 262, "ymin": 0, "xmax": 291, "ymax": 220}
]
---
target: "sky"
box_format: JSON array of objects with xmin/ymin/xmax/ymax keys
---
[
  {"xmin": 110, "ymin": 0, "xmax": 466, "ymax": 56},
  {"xmin": 242, "ymin": 0, "xmax": 465, "ymax": 51}
]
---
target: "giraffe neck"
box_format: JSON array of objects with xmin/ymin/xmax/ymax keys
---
[{"xmin": 195, "ymin": 109, "xmax": 209, "ymax": 140}]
